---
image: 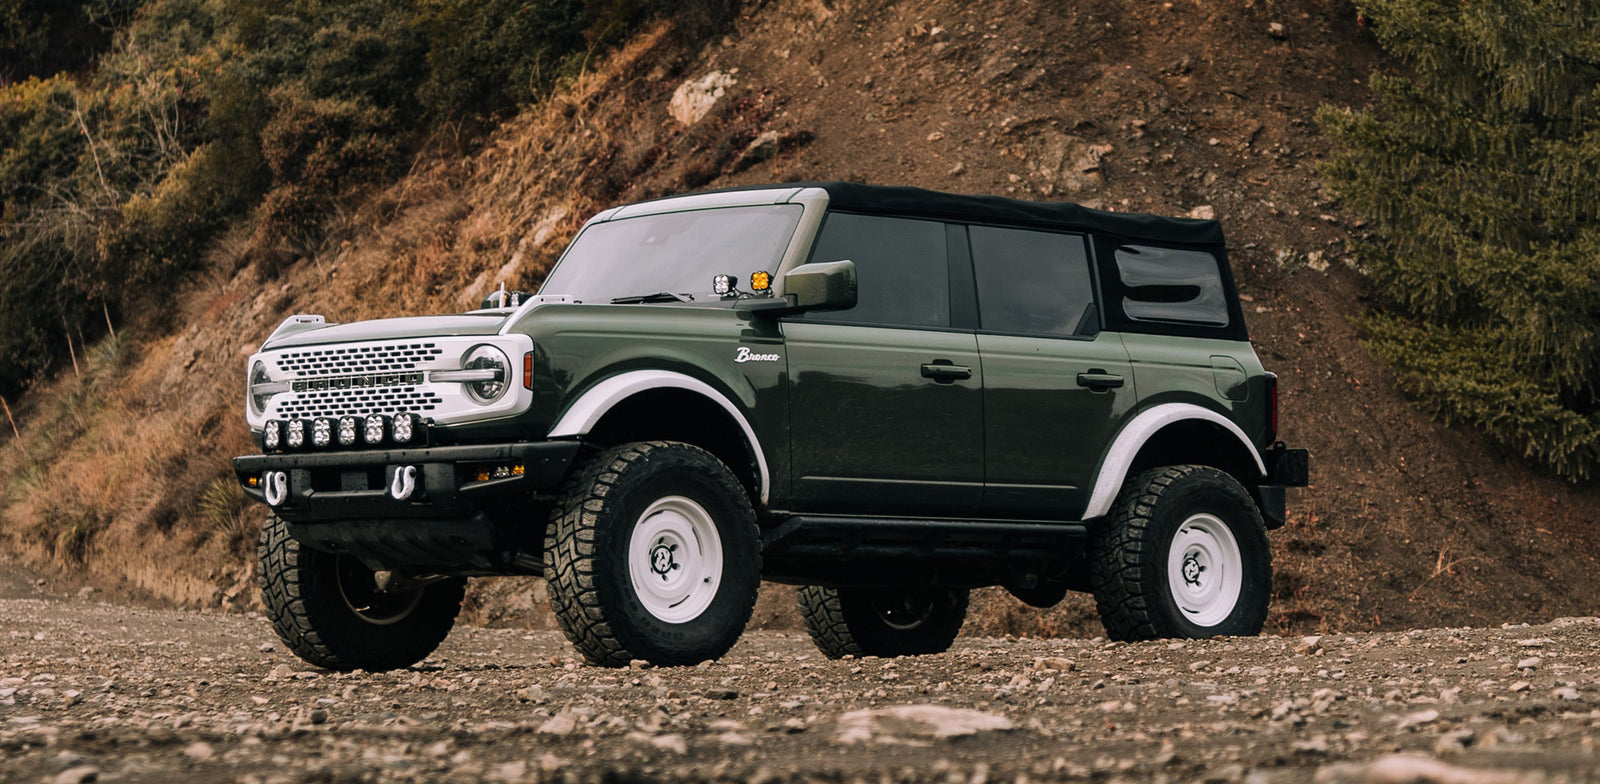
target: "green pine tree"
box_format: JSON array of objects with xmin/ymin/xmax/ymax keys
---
[{"xmin": 1320, "ymin": 0, "xmax": 1600, "ymax": 480}]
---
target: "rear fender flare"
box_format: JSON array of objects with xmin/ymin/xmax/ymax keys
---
[{"xmin": 1082, "ymin": 403, "xmax": 1265, "ymax": 520}]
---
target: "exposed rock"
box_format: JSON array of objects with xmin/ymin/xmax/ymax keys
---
[
  {"xmin": 836, "ymin": 705, "xmax": 1014, "ymax": 744},
  {"xmin": 1395, "ymin": 709, "xmax": 1438, "ymax": 730},
  {"xmin": 53, "ymin": 767, "xmax": 100, "ymax": 784},
  {"xmin": 1032, "ymin": 657, "xmax": 1075, "ymax": 672},
  {"xmin": 1295, "ymin": 635, "xmax": 1324, "ymax": 655},
  {"xmin": 669, "ymin": 71, "xmax": 738, "ymax": 126},
  {"xmin": 729, "ymin": 130, "xmax": 816, "ymax": 174},
  {"xmin": 538, "ymin": 711, "xmax": 579, "ymax": 735},
  {"xmin": 1314, "ymin": 754, "xmax": 1542, "ymax": 784}
]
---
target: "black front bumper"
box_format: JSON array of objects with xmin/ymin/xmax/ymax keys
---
[{"xmin": 233, "ymin": 440, "xmax": 582, "ymax": 523}]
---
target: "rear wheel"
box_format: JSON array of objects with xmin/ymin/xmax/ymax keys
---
[
  {"xmin": 544, "ymin": 441, "xmax": 761, "ymax": 667},
  {"xmin": 797, "ymin": 585, "xmax": 969, "ymax": 658},
  {"xmin": 1090, "ymin": 465, "xmax": 1271, "ymax": 641},
  {"xmin": 258, "ymin": 515, "xmax": 465, "ymax": 671}
]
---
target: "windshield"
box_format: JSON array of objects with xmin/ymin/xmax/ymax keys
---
[{"xmin": 539, "ymin": 204, "xmax": 804, "ymax": 303}]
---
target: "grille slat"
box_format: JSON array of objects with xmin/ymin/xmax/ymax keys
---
[
  {"xmin": 270, "ymin": 387, "xmax": 443, "ymax": 419},
  {"xmin": 275, "ymin": 342, "xmax": 444, "ymax": 378}
]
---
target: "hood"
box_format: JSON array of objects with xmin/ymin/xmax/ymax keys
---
[{"xmin": 262, "ymin": 313, "xmax": 509, "ymax": 350}]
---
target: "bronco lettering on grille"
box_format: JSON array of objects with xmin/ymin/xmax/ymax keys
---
[{"xmin": 291, "ymin": 371, "xmax": 425, "ymax": 392}]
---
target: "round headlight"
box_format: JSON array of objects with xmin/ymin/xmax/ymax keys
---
[
  {"xmin": 249, "ymin": 361, "xmax": 272, "ymax": 416},
  {"xmin": 461, "ymin": 345, "xmax": 510, "ymax": 404}
]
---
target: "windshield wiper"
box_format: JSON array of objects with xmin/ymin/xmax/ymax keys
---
[{"xmin": 610, "ymin": 291, "xmax": 694, "ymax": 304}]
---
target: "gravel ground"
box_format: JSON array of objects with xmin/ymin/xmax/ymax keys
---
[{"xmin": 4, "ymin": 571, "xmax": 1600, "ymax": 783}]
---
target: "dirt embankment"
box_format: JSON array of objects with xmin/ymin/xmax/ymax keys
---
[
  {"xmin": 2, "ymin": 0, "xmax": 1598, "ymax": 635},
  {"xmin": 4, "ymin": 574, "xmax": 1600, "ymax": 783}
]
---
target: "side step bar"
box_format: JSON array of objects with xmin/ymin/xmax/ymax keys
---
[{"xmin": 760, "ymin": 515, "xmax": 1088, "ymax": 586}]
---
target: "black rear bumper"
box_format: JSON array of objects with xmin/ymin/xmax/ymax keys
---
[
  {"xmin": 233, "ymin": 440, "xmax": 582, "ymax": 524},
  {"xmin": 1255, "ymin": 443, "xmax": 1311, "ymax": 529}
]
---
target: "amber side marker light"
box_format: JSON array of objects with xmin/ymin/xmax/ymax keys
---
[
  {"xmin": 246, "ymin": 476, "xmax": 259, "ymax": 488},
  {"xmin": 474, "ymin": 463, "xmax": 526, "ymax": 482},
  {"xmin": 523, "ymin": 352, "xmax": 534, "ymax": 390}
]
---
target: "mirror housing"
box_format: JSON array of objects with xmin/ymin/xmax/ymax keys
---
[
  {"xmin": 735, "ymin": 260, "xmax": 856, "ymax": 317},
  {"xmin": 784, "ymin": 260, "xmax": 857, "ymax": 311}
]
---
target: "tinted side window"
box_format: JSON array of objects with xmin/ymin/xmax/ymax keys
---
[
  {"xmin": 969, "ymin": 226, "xmax": 1094, "ymax": 337},
  {"xmin": 1115, "ymin": 245, "xmax": 1229, "ymax": 326},
  {"xmin": 805, "ymin": 213, "xmax": 949, "ymax": 328}
]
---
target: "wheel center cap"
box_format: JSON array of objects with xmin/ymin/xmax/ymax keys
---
[
  {"xmin": 649, "ymin": 541, "xmax": 679, "ymax": 580},
  {"xmin": 1182, "ymin": 552, "xmax": 1205, "ymax": 587}
]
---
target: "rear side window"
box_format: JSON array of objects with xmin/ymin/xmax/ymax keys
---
[
  {"xmin": 1114, "ymin": 245, "xmax": 1229, "ymax": 327},
  {"xmin": 969, "ymin": 226, "xmax": 1095, "ymax": 337},
  {"xmin": 805, "ymin": 213, "xmax": 950, "ymax": 328}
]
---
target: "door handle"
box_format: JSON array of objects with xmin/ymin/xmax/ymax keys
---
[
  {"xmin": 1076, "ymin": 370, "xmax": 1124, "ymax": 390},
  {"xmin": 921, "ymin": 361, "xmax": 973, "ymax": 382}
]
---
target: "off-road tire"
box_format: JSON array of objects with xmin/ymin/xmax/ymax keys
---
[
  {"xmin": 1089, "ymin": 465, "xmax": 1271, "ymax": 641},
  {"xmin": 797, "ymin": 585, "xmax": 969, "ymax": 658},
  {"xmin": 258, "ymin": 515, "xmax": 465, "ymax": 671},
  {"xmin": 543, "ymin": 441, "xmax": 761, "ymax": 667}
]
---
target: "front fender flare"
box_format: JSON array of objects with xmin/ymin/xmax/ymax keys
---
[{"xmin": 547, "ymin": 370, "xmax": 770, "ymax": 504}]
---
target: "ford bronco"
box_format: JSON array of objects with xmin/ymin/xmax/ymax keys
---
[{"xmin": 235, "ymin": 183, "xmax": 1310, "ymax": 670}]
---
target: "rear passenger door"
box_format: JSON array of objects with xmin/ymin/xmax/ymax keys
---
[
  {"xmin": 782, "ymin": 213, "xmax": 984, "ymax": 517},
  {"xmin": 968, "ymin": 225, "xmax": 1137, "ymax": 520}
]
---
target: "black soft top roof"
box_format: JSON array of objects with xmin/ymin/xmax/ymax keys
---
[{"xmin": 699, "ymin": 181, "xmax": 1224, "ymax": 247}]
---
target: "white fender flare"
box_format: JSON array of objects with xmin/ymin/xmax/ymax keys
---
[
  {"xmin": 1082, "ymin": 403, "xmax": 1266, "ymax": 520},
  {"xmin": 547, "ymin": 370, "xmax": 771, "ymax": 504}
]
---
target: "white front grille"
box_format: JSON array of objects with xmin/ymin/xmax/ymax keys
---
[{"xmin": 248, "ymin": 333, "xmax": 534, "ymax": 430}]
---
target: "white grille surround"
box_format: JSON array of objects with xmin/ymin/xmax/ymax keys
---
[{"xmin": 245, "ymin": 334, "xmax": 534, "ymax": 431}]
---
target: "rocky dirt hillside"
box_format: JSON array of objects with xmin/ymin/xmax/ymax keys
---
[{"xmin": 3, "ymin": 0, "xmax": 1598, "ymax": 636}]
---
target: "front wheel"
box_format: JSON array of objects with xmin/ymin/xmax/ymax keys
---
[
  {"xmin": 258, "ymin": 515, "xmax": 465, "ymax": 671},
  {"xmin": 543, "ymin": 441, "xmax": 761, "ymax": 667},
  {"xmin": 797, "ymin": 585, "xmax": 969, "ymax": 658},
  {"xmin": 1090, "ymin": 465, "xmax": 1271, "ymax": 641}
]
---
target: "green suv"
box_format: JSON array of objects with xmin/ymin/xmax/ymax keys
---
[{"xmin": 235, "ymin": 183, "xmax": 1310, "ymax": 670}]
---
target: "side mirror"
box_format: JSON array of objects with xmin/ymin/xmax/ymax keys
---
[{"xmin": 784, "ymin": 260, "xmax": 856, "ymax": 311}]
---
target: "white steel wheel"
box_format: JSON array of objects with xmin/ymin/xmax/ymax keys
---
[
  {"xmin": 627, "ymin": 495, "xmax": 725, "ymax": 624},
  {"xmin": 1165, "ymin": 512, "xmax": 1243, "ymax": 628}
]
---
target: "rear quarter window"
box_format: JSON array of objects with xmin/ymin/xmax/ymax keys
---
[
  {"xmin": 1093, "ymin": 238, "xmax": 1246, "ymax": 341},
  {"xmin": 1115, "ymin": 245, "xmax": 1229, "ymax": 326}
]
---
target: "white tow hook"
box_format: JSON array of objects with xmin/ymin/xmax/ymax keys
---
[
  {"xmin": 390, "ymin": 465, "xmax": 419, "ymax": 501},
  {"xmin": 263, "ymin": 471, "xmax": 289, "ymax": 507}
]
